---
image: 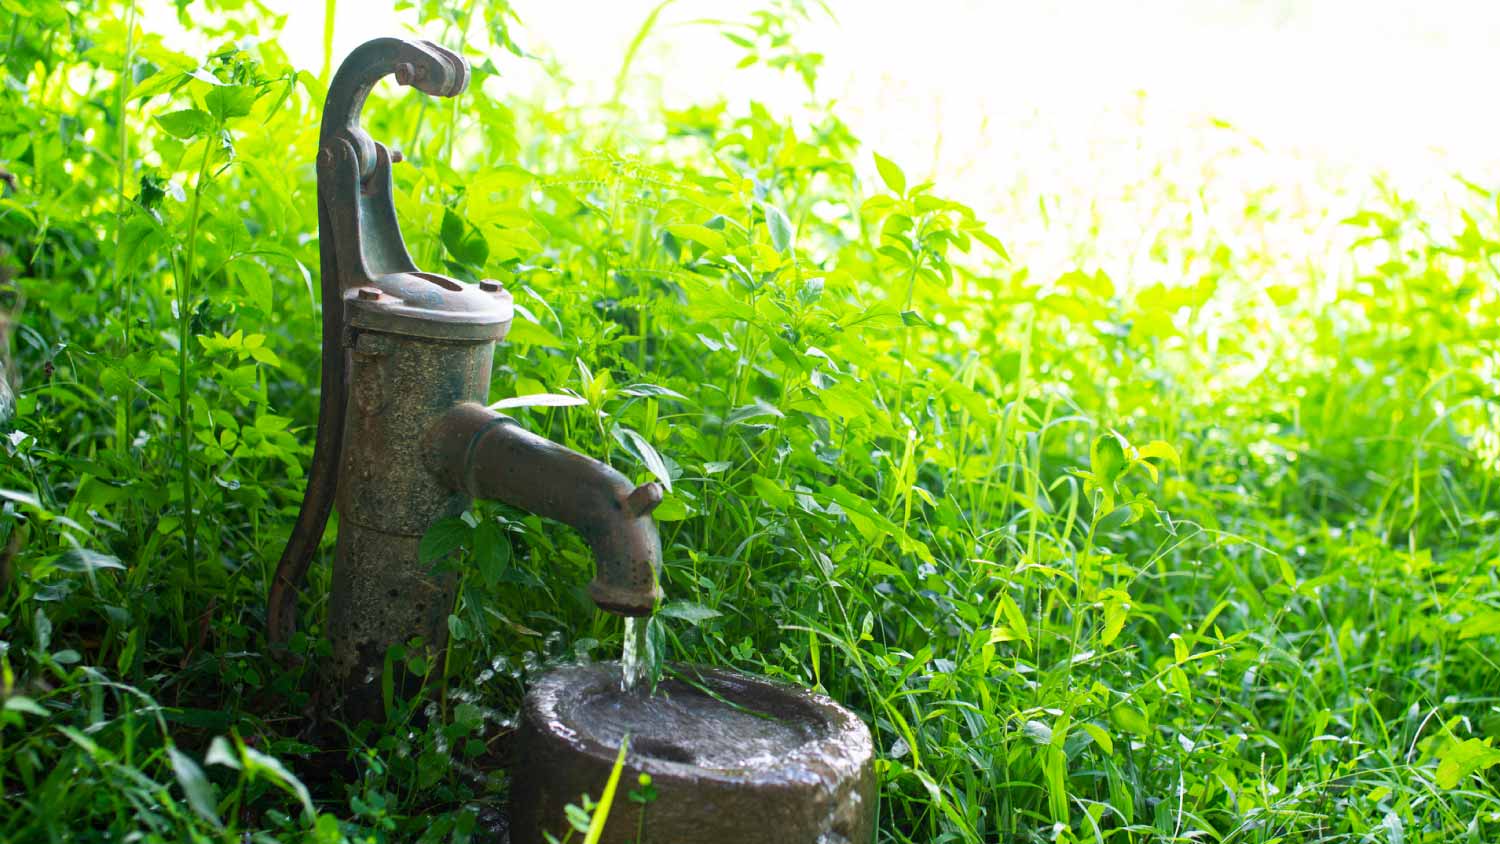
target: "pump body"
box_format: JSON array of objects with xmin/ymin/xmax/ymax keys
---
[
  {"xmin": 330, "ymin": 328, "xmax": 495, "ymax": 711},
  {"xmin": 269, "ymin": 38, "xmax": 661, "ymax": 722}
]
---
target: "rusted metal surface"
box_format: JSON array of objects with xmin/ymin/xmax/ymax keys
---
[
  {"xmin": 270, "ymin": 37, "xmax": 663, "ymax": 721},
  {"xmin": 326, "ymin": 332, "xmax": 494, "ymax": 722},
  {"xmin": 424, "ymin": 403, "xmax": 663, "ymax": 617},
  {"xmin": 512, "ymin": 663, "xmax": 876, "ymax": 844},
  {"xmin": 268, "ymin": 38, "xmax": 473, "ymax": 652}
]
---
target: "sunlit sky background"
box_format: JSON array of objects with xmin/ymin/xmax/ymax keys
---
[
  {"xmin": 146, "ymin": 0, "xmax": 1500, "ymax": 277},
  {"xmin": 156, "ymin": 1, "xmax": 1500, "ymax": 167}
]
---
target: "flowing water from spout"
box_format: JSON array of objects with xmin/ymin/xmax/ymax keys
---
[{"xmin": 620, "ymin": 615, "xmax": 653, "ymax": 693}]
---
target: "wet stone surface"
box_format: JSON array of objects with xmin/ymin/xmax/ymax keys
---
[
  {"xmin": 510, "ymin": 662, "xmax": 875, "ymax": 844},
  {"xmin": 564, "ymin": 675, "xmax": 819, "ymax": 772}
]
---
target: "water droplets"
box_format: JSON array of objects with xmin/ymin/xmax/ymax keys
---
[
  {"xmin": 621, "ymin": 616, "xmax": 653, "ymax": 693},
  {"xmin": 543, "ymin": 630, "xmax": 566, "ymax": 659}
]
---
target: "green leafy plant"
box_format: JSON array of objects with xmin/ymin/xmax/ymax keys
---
[{"xmin": 0, "ymin": 1, "xmax": 1496, "ymax": 843}]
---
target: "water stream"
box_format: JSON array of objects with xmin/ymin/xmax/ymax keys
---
[{"xmin": 620, "ymin": 615, "xmax": 653, "ymax": 693}]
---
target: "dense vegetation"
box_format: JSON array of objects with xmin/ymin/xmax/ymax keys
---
[{"xmin": 2, "ymin": 1, "xmax": 1498, "ymax": 842}]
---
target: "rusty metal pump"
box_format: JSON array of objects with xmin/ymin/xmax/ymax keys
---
[{"xmin": 267, "ymin": 38, "xmax": 662, "ymax": 721}]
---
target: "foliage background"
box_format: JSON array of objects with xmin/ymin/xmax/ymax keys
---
[{"xmin": 1, "ymin": 1, "xmax": 1498, "ymax": 842}]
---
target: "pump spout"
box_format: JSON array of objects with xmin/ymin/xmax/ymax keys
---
[{"xmin": 425, "ymin": 402, "xmax": 663, "ymax": 616}]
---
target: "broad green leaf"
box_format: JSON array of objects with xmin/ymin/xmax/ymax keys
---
[
  {"xmin": 488, "ymin": 393, "xmax": 586, "ymax": 411},
  {"xmin": 205, "ymin": 736, "xmax": 241, "ymax": 769},
  {"xmin": 312, "ymin": 814, "xmax": 342, "ymax": 844},
  {"xmin": 186, "ymin": 67, "xmax": 225, "ymax": 86},
  {"xmin": 1171, "ymin": 633, "xmax": 1190, "ymax": 664},
  {"xmin": 1022, "ymin": 719, "xmax": 1052, "ymax": 745},
  {"xmin": 652, "ymin": 494, "xmax": 689, "ymax": 521},
  {"xmin": 205, "ymin": 84, "xmax": 260, "ymax": 121},
  {"xmin": 1090, "ymin": 433, "xmax": 1127, "ymax": 484},
  {"xmin": 986, "ymin": 626, "xmax": 1027, "ymax": 645},
  {"xmin": 1275, "ymin": 554, "xmax": 1299, "ymax": 589},
  {"xmin": 873, "ymin": 152, "xmax": 906, "ymax": 195},
  {"xmin": 3, "ymin": 696, "xmax": 47, "ymax": 717},
  {"xmin": 619, "ymin": 427, "xmax": 673, "ymax": 492},
  {"xmin": 997, "ymin": 593, "xmax": 1031, "ymax": 651},
  {"xmin": 155, "ymin": 108, "xmax": 212, "ymax": 139},
  {"xmin": 440, "ymin": 208, "xmax": 489, "ymax": 266},
  {"xmin": 1435, "ymin": 738, "xmax": 1500, "ymax": 789},
  {"xmin": 619, "ymin": 383, "xmax": 689, "ymax": 400},
  {"xmin": 233, "ymin": 258, "xmax": 274, "ymax": 314},
  {"xmin": 55, "ymin": 549, "xmax": 125, "ymax": 573},
  {"xmin": 814, "ymin": 380, "xmax": 868, "ymax": 420},
  {"xmin": 1100, "ymin": 592, "xmax": 1129, "ymax": 647},
  {"xmin": 473, "ymin": 520, "xmax": 512, "ymax": 588},
  {"xmin": 1135, "ymin": 440, "xmax": 1181, "ymax": 467},
  {"xmin": 419, "ymin": 517, "xmax": 470, "ymax": 564},
  {"xmin": 750, "ymin": 474, "xmax": 794, "ymax": 509},
  {"xmin": 763, "ymin": 202, "xmax": 793, "ymax": 254},
  {"xmin": 665, "ymin": 223, "xmax": 727, "ymax": 253},
  {"xmin": 242, "ymin": 745, "xmax": 315, "ymax": 821},
  {"xmin": 1459, "ymin": 610, "xmax": 1500, "ymax": 640},
  {"xmin": 969, "ymin": 227, "xmax": 1009, "ymax": 261},
  {"xmin": 168, "ymin": 746, "xmax": 222, "ymax": 829},
  {"xmin": 727, "ymin": 400, "xmax": 784, "ymax": 425},
  {"xmin": 33, "ymin": 608, "xmax": 51, "ymax": 652},
  {"xmin": 1112, "ymin": 705, "xmax": 1150, "ymax": 736},
  {"xmin": 505, "ymin": 318, "xmax": 565, "ymax": 348},
  {"xmin": 1081, "ymin": 722, "xmax": 1114, "ymax": 756},
  {"xmin": 658, "ymin": 601, "xmax": 722, "ymax": 625}
]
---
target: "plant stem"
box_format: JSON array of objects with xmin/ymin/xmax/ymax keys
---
[
  {"xmin": 891, "ymin": 219, "xmax": 927, "ymax": 417},
  {"xmin": 320, "ymin": 0, "xmax": 336, "ymax": 82},
  {"xmin": 179, "ymin": 133, "xmax": 214, "ymax": 582},
  {"xmin": 113, "ymin": 0, "xmax": 137, "ymax": 454}
]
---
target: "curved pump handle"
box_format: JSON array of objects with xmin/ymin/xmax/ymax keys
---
[
  {"xmin": 320, "ymin": 38, "xmax": 469, "ymax": 184},
  {"xmin": 267, "ymin": 38, "xmax": 470, "ymax": 654}
]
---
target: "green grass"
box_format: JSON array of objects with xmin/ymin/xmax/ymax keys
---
[{"xmin": 1, "ymin": 1, "xmax": 1498, "ymax": 842}]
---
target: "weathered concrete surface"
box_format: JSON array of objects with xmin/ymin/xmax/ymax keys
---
[
  {"xmin": 327, "ymin": 331, "xmax": 493, "ymax": 723},
  {"xmin": 511, "ymin": 663, "xmax": 875, "ymax": 844}
]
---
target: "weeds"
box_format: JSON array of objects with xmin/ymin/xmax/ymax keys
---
[{"xmin": 0, "ymin": 1, "xmax": 1497, "ymax": 843}]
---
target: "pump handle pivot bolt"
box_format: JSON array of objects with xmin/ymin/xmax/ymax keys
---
[{"xmin": 394, "ymin": 61, "xmax": 426, "ymax": 86}]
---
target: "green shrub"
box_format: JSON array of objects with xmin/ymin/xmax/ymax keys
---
[{"xmin": 0, "ymin": 2, "xmax": 1496, "ymax": 842}]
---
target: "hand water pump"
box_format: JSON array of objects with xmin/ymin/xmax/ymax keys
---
[{"xmin": 266, "ymin": 38, "xmax": 662, "ymax": 721}]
